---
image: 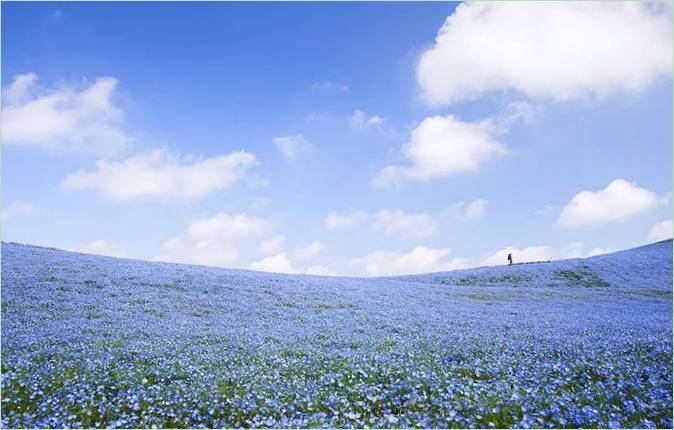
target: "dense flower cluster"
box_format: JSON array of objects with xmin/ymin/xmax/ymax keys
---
[{"xmin": 1, "ymin": 241, "xmax": 672, "ymax": 428}]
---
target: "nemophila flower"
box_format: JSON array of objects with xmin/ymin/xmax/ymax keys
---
[{"xmin": 1, "ymin": 242, "xmax": 672, "ymax": 428}]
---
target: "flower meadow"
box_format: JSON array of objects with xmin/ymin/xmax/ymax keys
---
[{"xmin": 1, "ymin": 240, "xmax": 672, "ymax": 429}]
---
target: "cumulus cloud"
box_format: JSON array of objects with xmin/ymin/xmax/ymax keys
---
[
  {"xmin": 2, "ymin": 73, "xmax": 132, "ymax": 156},
  {"xmin": 558, "ymin": 179, "xmax": 662, "ymax": 227},
  {"xmin": 325, "ymin": 209, "xmax": 438, "ymax": 238},
  {"xmin": 273, "ymin": 134, "xmax": 312, "ymax": 160},
  {"xmin": 250, "ymin": 240, "xmax": 333, "ymax": 275},
  {"xmin": 350, "ymin": 110, "xmax": 386, "ymax": 131},
  {"xmin": 3, "ymin": 73, "xmax": 38, "ymax": 105},
  {"xmin": 649, "ymin": 220, "xmax": 673, "ymax": 241},
  {"xmin": 445, "ymin": 198, "xmax": 489, "ymax": 219},
  {"xmin": 304, "ymin": 265, "xmax": 336, "ymax": 276},
  {"xmin": 153, "ymin": 212, "xmax": 266, "ymax": 267},
  {"xmin": 417, "ymin": 2, "xmax": 672, "ymax": 106},
  {"xmin": 586, "ymin": 247, "xmax": 616, "ymax": 258},
  {"xmin": 2, "ymin": 201, "xmax": 38, "ymax": 222},
  {"xmin": 62, "ymin": 149, "xmax": 256, "ymax": 201},
  {"xmin": 292, "ymin": 241, "xmax": 325, "ymax": 261},
  {"xmin": 493, "ymin": 101, "xmax": 542, "ymax": 132},
  {"xmin": 352, "ymin": 246, "xmax": 469, "ymax": 276},
  {"xmin": 258, "ymin": 235, "xmax": 285, "ymax": 255},
  {"xmin": 373, "ymin": 115, "xmax": 508, "ymax": 188},
  {"xmin": 68, "ymin": 239, "xmax": 127, "ymax": 258},
  {"xmin": 250, "ymin": 252, "xmax": 294, "ymax": 273}
]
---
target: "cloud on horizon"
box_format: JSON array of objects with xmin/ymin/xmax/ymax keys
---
[
  {"xmin": 251, "ymin": 240, "xmax": 333, "ymax": 275},
  {"xmin": 649, "ymin": 220, "xmax": 673, "ymax": 242},
  {"xmin": 351, "ymin": 245, "xmax": 469, "ymax": 276},
  {"xmin": 68, "ymin": 239, "xmax": 127, "ymax": 258},
  {"xmin": 153, "ymin": 212, "xmax": 267, "ymax": 267}
]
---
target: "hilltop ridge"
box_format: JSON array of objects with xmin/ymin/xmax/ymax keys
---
[{"xmin": 1, "ymin": 239, "xmax": 671, "ymax": 286}]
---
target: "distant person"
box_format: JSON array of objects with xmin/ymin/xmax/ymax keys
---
[{"xmin": 507, "ymin": 253, "xmax": 513, "ymax": 265}]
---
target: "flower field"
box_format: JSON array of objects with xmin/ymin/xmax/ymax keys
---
[{"xmin": 1, "ymin": 240, "xmax": 672, "ymax": 428}]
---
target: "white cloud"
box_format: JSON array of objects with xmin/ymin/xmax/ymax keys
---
[
  {"xmin": 558, "ymin": 179, "xmax": 662, "ymax": 227},
  {"xmin": 250, "ymin": 241, "xmax": 333, "ymax": 275},
  {"xmin": 250, "ymin": 253, "xmax": 336, "ymax": 276},
  {"xmin": 304, "ymin": 265, "xmax": 337, "ymax": 276},
  {"xmin": 312, "ymin": 81, "xmax": 349, "ymax": 93},
  {"xmin": 417, "ymin": 2, "xmax": 672, "ymax": 106},
  {"xmin": 273, "ymin": 134, "xmax": 312, "ymax": 160},
  {"xmin": 493, "ymin": 101, "xmax": 541, "ymax": 133},
  {"xmin": 292, "ymin": 241, "xmax": 325, "ymax": 261},
  {"xmin": 2, "ymin": 201, "xmax": 38, "ymax": 222},
  {"xmin": 153, "ymin": 212, "xmax": 266, "ymax": 267},
  {"xmin": 258, "ymin": 235, "xmax": 285, "ymax": 255},
  {"xmin": 373, "ymin": 115, "xmax": 508, "ymax": 188},
  {"xmin": 465, "ymin": 199, "xmax": 489, "ymax": 218},
  {"xmin": 2, "ymin": 73, "xmax": 132, "ymax": 156},
  {"xmin": 352, "ymin": 245, "xmax": 468, "ymax": 276},
  {"xmin": 371, "ymin": 210, "xmax": 438, "ymax": 238},
  {"xmin": 649, "ymin": 220, "xmax": 673, "ymax": 241},
  {"xmin": 3, "ymin": 73, "xmax": 38, "ymax": 105},
  {"xmin": 350, "ymin": 110, "xmax": 386, "ymax": 131},
  {"xmin": 325, "ymin": 210, "xmax": 368, "ymax": 230},
  {"xmin": 62, "ymin": 149, "xmax": 257, "ymax": 201},
  {"xmin": 68, "ymin": 239, "xmax": 127, "ymax": 258},
  {"xmin": 325, "ymin": 209, "xmax": 438, "ymax": 238},
  {"xmin": 586, "ymin": 247, "xmax": 616, "ymax": 257},
  {"xmin": 251, "ymin": 252, "xmax": 294, "ymax": 273},
  {"xmin": 445, "ymin": 198, "xmax": 489, "ymax": 219}
]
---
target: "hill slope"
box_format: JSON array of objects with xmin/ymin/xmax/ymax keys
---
[
  {"xmin": 395, "ymin": 239, "xmax": 673, "ymax": 289},
  {"xmin": 1, "ymin": 240, "xmax": 672, "ymax": 428}
]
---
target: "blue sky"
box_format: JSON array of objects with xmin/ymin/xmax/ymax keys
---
[{"xmin": 2, "ymin": 1, "xmax": 672, "ymax": 276}]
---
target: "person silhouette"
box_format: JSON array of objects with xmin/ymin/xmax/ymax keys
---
[{"xmin": 507, "ymin": 253, "xmax": 513, "ymax": 265}]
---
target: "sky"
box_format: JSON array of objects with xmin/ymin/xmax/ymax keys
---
[{"xmin": 2, "ymin": 1, "xmax": 673, "ymax": 276}]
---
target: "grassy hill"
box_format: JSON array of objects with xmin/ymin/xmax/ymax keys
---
[{"xmin": 1, "ymin": 240, "xmax": 672, "ymax": 428}]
